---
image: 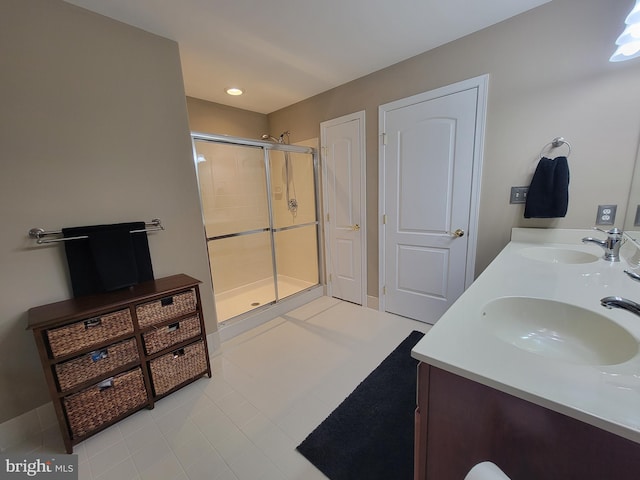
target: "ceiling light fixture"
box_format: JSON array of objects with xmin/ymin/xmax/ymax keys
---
[
  {"xmin": 610, "ymin": 0, "xmax": 640, "ymax": 62},
  {"xmin": 226, "ymin": 87, "xmax": 243, "ymax": 96}
]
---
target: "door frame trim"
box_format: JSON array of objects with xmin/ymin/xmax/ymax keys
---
[
  {"xmin": 377, "ymin": 74, "xmax": 489, "ymax": 312},
  {"xmin": 320, "ymin": 110, "xmax": 367, "ymax": 306}
]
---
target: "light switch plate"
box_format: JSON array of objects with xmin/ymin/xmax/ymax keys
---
[{"xmin": 510, "ymin": 186, "xmax": 528, "ymax": 204}]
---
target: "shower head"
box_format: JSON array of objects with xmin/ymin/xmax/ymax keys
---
[{"xmin": 261, "ymin": 131, "xmax": 290, "ymax": 144}]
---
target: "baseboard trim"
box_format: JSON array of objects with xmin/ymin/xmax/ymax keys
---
[{"xmin": 366, "ymin": 295, "xmax": 379, "ymax": 310}]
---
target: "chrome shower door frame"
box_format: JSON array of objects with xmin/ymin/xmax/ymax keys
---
[{"xmin": 191, "ymin": 132, "xmax": 321, "ymax": 324}]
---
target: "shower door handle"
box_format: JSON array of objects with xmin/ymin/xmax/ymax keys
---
[{"xmin": 351, "ymin": 224, "xmax": 360, "ymax": 231}]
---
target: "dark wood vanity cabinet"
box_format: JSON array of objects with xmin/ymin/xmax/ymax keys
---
[
  {"xmin": 414, "ymin": 363, "xmax": 640, "ymax": 480},
  {"xmin": 28, "ymin": 274, "xmax": 212, "ymax": 453}
]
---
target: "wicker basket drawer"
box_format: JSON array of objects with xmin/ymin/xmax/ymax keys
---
[
  {"xmin": 55, "ymin": 338, "xmax": 139, "ymax": 392},
  {"xmin": 142, "ymin": 314, "xmax": 201, "ymax": 355},
  {"xmin": 47, "ymin": 309, "xmax": 134, "ymax": 359},
  {"xmin": 150, "ymin": 340, "xmax": 207, "ymax": 396},
  {"xmin": 63, "ymin": 367, "xmax": 148, "ymax": 438},
  {"xmin": 136, "ymin": 289, "xmax": 197, "ymax": 328}
]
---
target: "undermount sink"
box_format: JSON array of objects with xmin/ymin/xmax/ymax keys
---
[
  {"xmin": 482, "ymin": 297, "xmax": 638, "ymax": 365},
  {"xmin": 519, "ymin": 247, "xmax": 599, "ymax": 264}
]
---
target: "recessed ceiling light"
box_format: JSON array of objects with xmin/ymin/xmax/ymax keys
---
[{"xmin": 226, "ymin": 87, "xmax": 243, "ymax": 96}]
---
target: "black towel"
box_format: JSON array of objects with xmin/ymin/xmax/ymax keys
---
[
  {"xmin": 524, "ymin": 156, "xmax": 570, "ymax": 218},
  {"xmin": 62, "ymin": 222, "xmax": 154, "ymax": 296}
]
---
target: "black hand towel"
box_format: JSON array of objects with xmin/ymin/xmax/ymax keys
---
[
  {"xmin": 524, "ymin": 156, "xmax": 570, "ymax": 218},
  {"xmin": 88, "ymin": 226, "xmax": 139, "ymax": 291},
  {"xmin": 62, "ymin": 222, "xmax": 154, "ymax": 296}
]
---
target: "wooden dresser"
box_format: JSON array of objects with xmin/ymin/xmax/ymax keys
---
[{"xmin": 27, "ymin": 274, "xmax": 212, "ymax": 453}]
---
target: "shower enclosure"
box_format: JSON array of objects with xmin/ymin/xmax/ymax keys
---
[{"xmin": 191, "ymin": 133, "xmax": 321, "ymax": 325}]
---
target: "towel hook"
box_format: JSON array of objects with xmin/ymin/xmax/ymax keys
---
[{"xmin": 539, "ymin": 136, "xmax": 571, "ymax": 159}]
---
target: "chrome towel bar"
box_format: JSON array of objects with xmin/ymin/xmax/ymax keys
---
[{"xmin": 29, "ymin": 219, "xmax": 164, "ymax": 244}]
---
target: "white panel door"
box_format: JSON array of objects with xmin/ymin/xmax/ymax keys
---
[
  {"xmin": 381, "ymin": 87, "xmax": 479, "ymax": 323},
  {"xmin": 321, "ymin": 112, "xmax": 365, "ymax": 305}
]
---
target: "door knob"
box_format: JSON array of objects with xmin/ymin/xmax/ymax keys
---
[
  {"xmin": 452, "ymin": 228, "xmax": 465, "ymax": 237},
  {"xmin": 351, "ymin": 224, "xmax": 361, "ymax": 231}
]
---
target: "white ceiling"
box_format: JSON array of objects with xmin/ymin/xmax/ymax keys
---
[{"xmin": 64, "ymin": 0, "xmax": 550, "ymax": 114}]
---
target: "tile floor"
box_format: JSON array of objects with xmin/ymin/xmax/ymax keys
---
[{"xmin": 14, "ymin": 296, "xmax": 431, "ymax": 480}]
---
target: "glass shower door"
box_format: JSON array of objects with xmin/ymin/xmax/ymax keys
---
[
  {"xmin": 269, "ymin": 149, "xmax": 319, "ymax": 300},
  {"xmin": 194, "ymin": 140, "xmax": 276, "ymax": 322}
]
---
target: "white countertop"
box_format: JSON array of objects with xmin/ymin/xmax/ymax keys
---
[{"xmin": 411, "ymin": 228, "xmax": 640, "ymax": 444}]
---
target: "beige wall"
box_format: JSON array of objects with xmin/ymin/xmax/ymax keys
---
[
  {"xmin": 0, "ymin": 0, "xmax": 214, "ymax": 424},
  {"xmin": 187, "ymin": 97, "xmax": 269, "ymax": 139},
  {"xmin": 268, "ymin": 0, "xmax": 640, "ymax": 296}
]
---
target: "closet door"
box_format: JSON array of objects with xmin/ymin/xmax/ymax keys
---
[
  {"xmin": 321, "ymin": 112, "xmax": 366, "ymax": 306},
  {"xmin": 379, "ymin": 80, "xmax": 485, "ymax": 324}
]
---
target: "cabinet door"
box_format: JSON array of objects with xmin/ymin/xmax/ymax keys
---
[{"xmin": 421, "ymin": 365, "xmax": 640, "ymax": 480}]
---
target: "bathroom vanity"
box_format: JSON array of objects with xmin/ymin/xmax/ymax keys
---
[{"xmin": 412, "ymin": 229, "xmax": 640, "ymax": 479}]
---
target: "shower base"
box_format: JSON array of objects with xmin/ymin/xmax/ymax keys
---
[{"xmin": 215, "ymin": 275, "xmax": 316, "ymax": 323}]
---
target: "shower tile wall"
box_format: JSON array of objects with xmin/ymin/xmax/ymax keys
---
[
  {"xmin": 197, "ymin": 144, "xmax": 272, "ymax": 294},
  {"xmin": 206, "ymin": 234, "xmax": 273, "ymax": 292},
  {"xmin": 270, "ymin": 151, "xmax": 319, "ymax": 286},
  {"xmin": 269, "ymin": 151, "xmax": 317, "ymax": 227},
  {"xmin": 276, "ymin": 226, "xmax": 318, "ymax": 286}
]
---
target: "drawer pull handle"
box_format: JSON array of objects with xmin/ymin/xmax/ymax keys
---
[
  {"xmin": 167, "ymin": 322, "xmax": 180, "ymax": 332},
  {"xmin": 84, "ymin": 318, "xmax": 102, "ymax": 329},
  {"xmin": 160, "ymin": 296, "xmax": 174, "ymax": 307},
  {"xmin": 172, "ymin": 348, "xmax": 185, "ymax": 358},
  {"xmin": 90, "ymin": 349, "xmax": 109, "ymax": 362},
  {"xmin": 97, "ymin": 378, "xmax": 114, "ymax": 391}
]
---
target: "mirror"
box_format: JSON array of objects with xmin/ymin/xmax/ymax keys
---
[{"xmin": 623, "ymin": 139, "xmax": 640, "ymax": 245}]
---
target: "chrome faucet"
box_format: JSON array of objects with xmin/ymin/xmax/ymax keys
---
[
  {"xmin": 601, "ymin": 296, "xmax": 640, "ymax": 318},
  {"xmin": 582, "ymin": 227, "xmax": 623, "ymax": 262}
]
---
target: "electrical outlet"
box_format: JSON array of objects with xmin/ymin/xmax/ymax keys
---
[
  {"xmin": 596, "ymin": 204, "xmax": 616, "ymax": 225},
  {"xmin": 510, "ymin": 186, "xmax": 529, "ymax": 204}
]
